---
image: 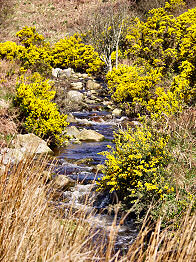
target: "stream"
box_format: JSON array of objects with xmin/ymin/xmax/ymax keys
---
[{"xmin": 52, "ymin": 109, "xmax": 138, "ymax": 252}]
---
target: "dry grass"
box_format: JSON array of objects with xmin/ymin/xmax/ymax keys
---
[
  {"xmin": 0, "ymin": 155, "xmax": 103, "ymax": 261},
  {"xmin": 0, "ymin": 0, "xmax": 104, "ymax": 43},
  {"xmin": 0, "ymin": 154, "xmax": 195, "ymax": 261},
  {"xmin": 166, "ymin": 108, "xmax": 196, "ymax": 192},
  {"xmin": 126, "ymin": 209, "xmax": 196, "ymax": 262}
]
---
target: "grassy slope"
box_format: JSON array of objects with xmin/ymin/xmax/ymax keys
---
[{"xmin": 0, "ymin": 0, "xmax": 101, "ymax": 43}]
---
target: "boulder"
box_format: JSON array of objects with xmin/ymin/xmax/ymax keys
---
[
  {"xmin": 112, "ymin": 108, "xmax": 122, "ymax": 117},
  {"xmin": 78, "ymin": 129, "xmax": 104, "ymax": 142},
  {"xmin": 52, "ymin": 68, "xmax": 62, "ymax": 78},
  {"xmin": 66, "ymin": 113, "xmax": 77, "ymax": 123},
  {"xmin": 52, "ymin": 68, "xmax": 72, "ymax": 79},
  {"xmin": 72, "ymin": 72, "xmax": 89, "ymax": 79},
  {"xmin": 67, "ymin": 91, "xmax": 83, "ymax": 104},
  {"xmin": 70, "ymin": 82, "xmax": 83, "ymax": 90},
  {"xmin": 66, "ymin": 126, "xmax": 80, "ymax": 138},
  {"xmin": 54, "ymin": 175, "xmax": 75, "ymax": 189},
  {"xmin": 12, "ymin": 133, "xmax": 53, "ymax": 155},
  {"xmin": 86, "ymin": 80, "xmax": 101, "ymax": 90},
  {"xmin": 59, "ymin": 68, "xmax": 72, "ymax": 79}
]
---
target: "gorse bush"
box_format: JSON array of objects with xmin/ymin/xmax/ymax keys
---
[
  {"xmin": 0, "ymin": 27, "xmax": 52, "ymax": 75},
  {"xmin": 98, "ymin": 124, "xmax": 174, "ymax": 215},
  {"xmin": 124, "ymin": 0, "xmax": 196, "ymax": 90},
  {"xmin": 106, "ymin": 64, "xmax": 189, "ymax": 119},
  {"xmin": 0, "ymin": 41, "xmax": 25, "ymax": 61},
  {"xmin": 106, "ymin": 2, "xmax": 196, "ymax": 119},
  {"xmin": 0, "ymin": 27, "xmax": 104, "ymax": 75},
  {"xmin": 51, "ymin": 34, "xmax": 104, "ymax": 74},
  {"xmin": 16, "ymin": 26, "xmax": 52, "ymax": 75},
  {"xmin": 16, "ymin": 26, "xmax": 46, "ymax": 48},
  {"xmin": 106, "ymin": 64, "xmax": 162, "ymax": 115},
  {"xmin": 15, "ymin": 73, "xmax": 68, "ymax": 145},
  {"xmin": 125, "ymin": 0, "xmax": 187, "ymax": 70},
  {"xmin": 98, "ymin": 118, "xmax": 195, "ymax": 224}
]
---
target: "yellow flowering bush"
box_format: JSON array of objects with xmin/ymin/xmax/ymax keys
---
[
  {"xmin": 124, "ymin": 1, "xmax": 195, "ymax": 91},
  {"xmin": 106, "ymin": 64, "xmax": 163, "ymax": 114},
  {"xmin": 0, "ymin": 41, "xmax": 25, "ymax": 60},
  {"xmin": 1, "ymin": 27, "xmax": 104, "ymax": 75},
  {"xmin": 98, "ymin": 125, "xmax": 172, "ymax": 209},
  {"xmin": 125, "ymin": 0, "xmax": 186, "ymax": 69},
  {"xmin": 16, "ymin": 26, "xmax": 46, "ymax": 48},
  {"xmin": 0, "ymin": 27, "xmax": 52, "ymax": 75},
  {"xmin": 16, "ymin": 27, "xmax": 52, "ymax": 74},
  {"xmin": 17, "ymin": 44, "xmax": 52, "ymax": 74},
  {"xmin": 15, "ymin": 73, "xmax": 68, "ymax": 145},
  {"xmin": 51, "ymin": 34, "xmax": 104, "ymax": 74},
  {"xmin": 108, "ymin": 2, "xmax": 196, "ymax": 119}
]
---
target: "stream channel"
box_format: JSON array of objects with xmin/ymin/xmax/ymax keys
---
[{"xmin": 52, "ymin": 108, "xmax": 138, "ymax": 252}]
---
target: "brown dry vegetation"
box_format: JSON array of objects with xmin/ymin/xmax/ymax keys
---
[
  {"xmin": 0, "ymin": 1, "xmax": 196, "ymax": 260},
  {"xmin": 0, "ymin": 0, "xmax": 108, "ymax": 43},
  {"xmin": 0, "ymin": 155, "xmax": 195, "ymax": 261}
]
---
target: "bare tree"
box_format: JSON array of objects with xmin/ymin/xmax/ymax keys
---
[{"xmin": 84, "ymin": 0, "xmax": 133, "ymax": 71}]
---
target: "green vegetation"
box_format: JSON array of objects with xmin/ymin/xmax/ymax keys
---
[
  {"xmin": 51, "ymin": 34, "xmax": 104, "ymax": 74},
  {"xmin": 15, "ymin": 72, "xmax": 68, "ymax": 145}
]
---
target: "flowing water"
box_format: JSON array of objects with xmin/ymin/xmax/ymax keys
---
[{"xmin": 53, "ymin": 110, "xmax": 138, "ymax": 251}]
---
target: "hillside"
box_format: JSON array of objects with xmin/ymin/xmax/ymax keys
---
[{"xmin": 0, "ymin": 0, "xmax": 196, "ymax": 261}]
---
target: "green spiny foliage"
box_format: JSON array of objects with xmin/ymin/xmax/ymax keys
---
[
  {"xmin": 15, "ymin": 73, "xmax": 68, "ymax": 145},
  {"xmin": 51, "ymin": 34, "xmax": 104, "ymax": 74}
]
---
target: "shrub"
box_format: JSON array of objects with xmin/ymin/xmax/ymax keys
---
[
  {"xmin": 0, "ymin": 41, "xmax": 25, "ymax": 60},
  {"xmin": 125, "ymin": 0, "xmax": 187, "ymax": 70},
  {"xmin": 106, "ymin": 64, "xmax": 163, "ymax": 115},
  {"xmin": 98, "ymin": 118, "xmax": 195, "ymax": 224},
  {"xmin": 0, "ymin": 27, "xmax": 52, "ymax": 75},
  {"xmin": 15, "ymin": 73, "xmax": 68, "ymax": 145},
  {"xmin": 98, "ymin": 124, "xmax": 173, "ymax": 216},
  {"xmin": 17, "ymin": 44, "xmax": 52, "ymax": 75},
  {"xmin": 16, "ymin": 26, "xmax": 46, "ymax": 48},
  {"xmin": 16, "ymin": 26, "xmax": 52, "ymax": 75},
  {"xmin": 51, "ymin": 34, "xmax": 104, "ymax": 74}
]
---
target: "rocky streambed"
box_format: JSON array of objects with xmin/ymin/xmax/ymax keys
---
[{"xmin": 50, "ymin": 69, "xmax": 139, "ymax": 251}]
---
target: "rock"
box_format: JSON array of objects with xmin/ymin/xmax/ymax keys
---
[
  {"xmin": 52, "ymin": 68, "xmax": 62, "ymax": 78},
  {"xmin": 84, "ymin": 98, "xmax": 96, "ymax": 104},
  {"xmin": 132, "ymin": 121, "xmax": 141, "ymax": 126},
  {"xmin": 86, "ymin": 80, "xmax": 101, "ymax": 90},
  {"xmin": 59, "ymin": 68, "xmax": 72, "ymax": 79},
  {"xmin": 72, "ymin": 72, "xmax": 89, "ymax": 79},
  {"xmin": 112, "ymin": 108, "xmax": 122, "ymax": 117},
  {"xmin": 0, "ymin": 148, "xmax": 24, "ymax": 165},
  {"xmin": 78, "ymin": 129, "xmax": 104, "ymax": 142},
  {"xmin": 79, "ymin": 73, "xmax": 89, "ymax": 79},
  {"xmin": 66, "ymin": 113, "xmax": 77, "ymax": 123},
  {"xmin": 66, "ymin": 126, "xmax": 80, "ymax": 138},
  {"xmin": 103, "ymin": 101, "xmax": 112, "ymax": 106},
  {"xmin": 52, "ymin": 68, "xmax": 72, "ymax": 78},
  {"xmin": 12, "ymin": 133, "xmax": 53, "ymax": 155},
  {"xmin": 89, "ymin": 90, "xmax": 98, "ymax": 95},
  {"xmin": 75, "ymin": 158, "xmax": 94, "ymax": 165},
  {"xmin": 67, "ymin": 91, "xmax": 83, "ymax": 104},
  {"xmin": 70, "ymin": 82, "xmax": 83, "ymax": 90},
  {"xmin": 0, "ymin": 99, "xmax": 9, "ymax": 109},
  {"xmin": 54, "ymin": 175, "xmax": 75, "ymax": 189}
]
